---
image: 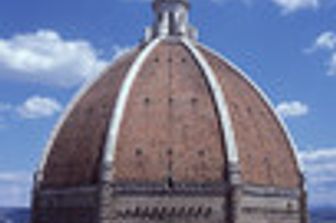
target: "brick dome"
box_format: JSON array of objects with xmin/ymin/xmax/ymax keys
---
[{"xmin": 38, "ymin": 38, "xmax": 301, "ymax": 190}]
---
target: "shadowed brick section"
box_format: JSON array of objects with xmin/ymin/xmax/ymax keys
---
[
  {"xmin": 198, "ymin": 46, "xmax": 301, "ymax": 188},
  {"xmin": 32, "ymin": 187, "xmax": 98, "ymax": 223},
  {"xmin": 41, "ymin": 50, "xmax": 139, "ymax": 188},
  {"xmin": 113, "ymin": 40, "xmax": 227, "ymax": 183}
]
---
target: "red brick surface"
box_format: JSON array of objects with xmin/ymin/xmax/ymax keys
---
[
  {"xmin": 114, "ymin": 41, "xmax": 227, "ymax": 183},
  {"xmin": 198, "ymin": 45, "xmax": 301, "ymax": 188},
  {"xmin": 42, "ymin": 50, "xmax": 139, "ymax": 188}
]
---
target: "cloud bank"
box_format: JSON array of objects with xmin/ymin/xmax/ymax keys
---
[
  {"xmin": 0, "ymin": 96, "xmax": 62, "ymax": 122},
  {"xmin": 0, "ymin": 172, "xmax": 32, "ymax": 207},
  {"xmin": 271, "ymin": 0, "xmax": 319, "ymax": 13},
  {"xmin": 0, "ymin": 30, "xmax": 109, "ymax": 88},
  {"xmin": 300, "ymin": 148, "xmax": 336, "ymax": 207}
]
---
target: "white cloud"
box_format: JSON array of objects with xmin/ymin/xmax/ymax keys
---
[
  {"xmin": 327, "ymin": 53, "xmax": 336, "ymax": 76},
  {"xmin": 17, "ymin": 96, "xmax": 62, "ymax": 119},
  {"xmin": 0, "ymin": 172, "xmax": 31, "ymax": 184},
  {"xmin": 314, "ymin": 32, "xmax": 336, "ymax": 51},
  {"xmin": 305, "ymin": 31, "xmax": 336, "ymax": 53},
  {"xmin": 209, "ymin": 0, "xmax": 321, "ymax": 12},
  {"xmin": 300, "ymin": 148, "xmax": 336, "ymax": 206},
  {"xmin": 276, "ymin": 101, "xmax": 309, "ymax": 118},
  {"xmin": 0, "ymin": 171, "xmax": 32, "ymax": 207},
  {"xmin": 0, "ymin": 96, "xmax": 63, "ymax": 122},
  {"xmin": 271, "ymin": 0, "xmax": 319, "ymax": 13},
  {"xmin": 301, "ymin": 148, "xmax": 336, "ymax": 162},
  {"xmin": 0, "ymin": 30, "xmax": 109, "ymax": 88},
  {"xmin": 307, "ymin": 31, "xmax": 336, "ymax": 77},
  {"xmin": 0, "ymin": 184, "xmax": 31, "ymax": 207}
]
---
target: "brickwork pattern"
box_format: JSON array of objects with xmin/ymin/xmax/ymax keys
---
[
  {"xmin": 42, "ymin": 51, "xmax": 139, "ymax": 188},
  {"xmin": 198, "ymin": 45, "xmax": 301, "ymax": 188},
  {"xmin": 114, "ymin": 41, "xmax": 227, "ymax": 183}
]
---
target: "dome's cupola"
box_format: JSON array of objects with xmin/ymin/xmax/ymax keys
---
[{"xmin": 145, "ymin": 0, "xmax": 198, "ymax": 41}]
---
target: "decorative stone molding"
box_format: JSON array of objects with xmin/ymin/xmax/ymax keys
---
[
  {"xmin": 114, "ymin": 205, "xmax": 213, "ymax": 220},
  {"xmin": 99, "ymin": 182, "xmax": 228, "ymax": 197},
  {"xmin": 99, "ymin": 193, "xmax": 227, "ymax": 223},
  {"xmin": 241, "ymin": 185, "xmax": 302, "ymax": 198}
]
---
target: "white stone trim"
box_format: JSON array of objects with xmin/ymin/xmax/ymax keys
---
[
  {"xmin": 101, "ymin": 38, "xmax": 162, "ymax": 181},
  {"xmin": 36, "ymin": 50, "xmax": 136, "ymax": 183},
  {"xmin": 198, "ymin": 43, "xmax": 304, "ymax": 174},
  {"xmin": 181, "ymin": 38, "xmax": 239, "ymax": 164},
  {"xmin": 242, "ymin": 184, "xmax": 302, "ymax": 197}
]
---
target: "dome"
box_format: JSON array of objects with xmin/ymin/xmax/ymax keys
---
[
  {"xmin": 31, "ymin": 1, "xmax": 307, "ymax": 223},
  {"xmin": 39, "ymin": 40, "xmax": 301, "ymax": 189}
]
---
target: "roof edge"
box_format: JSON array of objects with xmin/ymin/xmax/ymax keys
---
[{"xmin": 35, "ymin": 48, "xmax": 138, "ymax": 185}]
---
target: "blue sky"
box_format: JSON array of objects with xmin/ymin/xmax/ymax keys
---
[{"xmin": 0, "ymin": 0, "xmax": 335, "ymax": 207}]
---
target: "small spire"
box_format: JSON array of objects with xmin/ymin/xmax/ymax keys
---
[{"xmin": 144, "ymin": 0, "xmax": 197, "ymax": 41}]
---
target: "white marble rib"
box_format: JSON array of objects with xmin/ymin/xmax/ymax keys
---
[
  {"xmin": 198, "ymin": 43, "xmax": 305, "ymax": 175},
  {"xmin": 100, "ymin": 38, "xmax": 162, "ymax": 181},
  {"xmin": 36, "ymin": 49, "xmax": 136, "ymax": 183},
  {"xmin": 182, "ymin": 38, "xmax": 240, "ymax": 165}
]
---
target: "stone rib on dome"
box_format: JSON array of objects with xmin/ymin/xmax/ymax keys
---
[
  {"xmin": 198, "ymin": 45, "xmax": 301, "ymax": 188},
  {"xmin": 112, "ymin": 40, "xmax": 227, "ymax": 184},
  {"xmin": 41, "ymin": 49, "xmax": 140, "ymax": 188}
]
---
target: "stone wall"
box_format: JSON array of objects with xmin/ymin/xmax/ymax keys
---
[
  {"xmin": 234, "ymin": 185, "xmax": 306, "ymax": 223},
  {"xmin": 31, "ymin": 187, "xmax": 99, "ymax": 223},
  {"xmin": 99, "ymin": 183, "xmax": 228, "ymax": 223},
  {"xmin": 30, "ymin": 182, "xmax": 307, "ymax": 223}
]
